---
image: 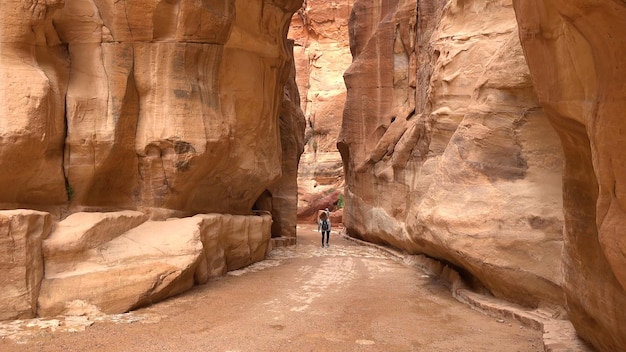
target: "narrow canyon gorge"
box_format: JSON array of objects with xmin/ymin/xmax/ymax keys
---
[{"xmin": 0, "ymin": 0, "xmax": 624, "ymax": 351}]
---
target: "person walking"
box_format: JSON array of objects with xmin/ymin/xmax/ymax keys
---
[{"xmin": 318, "ymin": 208, "xmax": 331, "ymax": 248}]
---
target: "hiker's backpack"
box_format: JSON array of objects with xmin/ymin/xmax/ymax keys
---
[{"xmin": 321, "ymin": 219, "xmax": 329, "ymax": 231}]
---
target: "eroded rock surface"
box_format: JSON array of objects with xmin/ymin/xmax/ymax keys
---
[
  {"xmin": 0, "ymin": 0, "xmax": 304, "ymax": 319},
  {"xmin": 0, "ymin": 0, "xmax": 68, "ymax": 210},
  {"xmin": 0, "ymin": 210, "xmax": 51, "ymax": 320},
  {"xmin": 0, "ymin": 0, "xmax": 304, "ymax": 220},
  {"xmin": 340, "ymin": 0, "xmax": 565, "ymax": 310},
  {"xmin": 289, "ymin": 1, "xmax": 352, "ymax": 218},
  {"xmin": 39, "ymin": 212, "xmax": 271, "ymax": 316},
  {"xmin": 513, "ymin": 1, "xmax": 626, "ymax": 350},
  {"xmin": 267, "ymin": 40, "xmax": 307, "ymax": 238}
]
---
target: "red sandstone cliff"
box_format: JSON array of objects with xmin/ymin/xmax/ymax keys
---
[
  {"xmin": 0, "ymin": 0, "xmax": 304, "ymax": 319},
  {"xmin": 513, "ymin": 1, "xmax": 626, "ymax": 350},
  {"xmin": 340, "ymin": 1, "xmax": 626, "ymax": 350},
  {"xmin": 339, "ymin": 0, "xmax": 568, "ymax": 320},
  {"xmin": 340, "ymin": 0, "xmax": 564, "ymax": 308},
  {"xmin": 0, "ymin": 0, "xmax": 304, "ymax": 220},
  {"xmin": 289, "ymin": 0, "xmax": 352, "ymax": 220},
  {"xmin": 3, "ymin": 2, "xmax": 625, "ymax": 350}
]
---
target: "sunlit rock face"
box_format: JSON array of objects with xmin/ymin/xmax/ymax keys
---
[
  {"xmin": 0, "ymin": 0, "xmax": 68, "ymax": 210},
  {"xmin": 0, "ymin": 0, "xmax": 304, "ymax": 319},
  {"xmin": 513, "ymin": 1, "xmax": 626, "ymax": 350},
  {"xmin": 0, "ymin": 210, "xmax": 51, "ymax": 320},
  {"xmin": 340, "ymin": 0, "xmax": 565, "ymax": 308},
  {"xmin": 289, "ymin": 1, "xmax": 352, "ymax": 219},
  {"xmin": 0, "ymin": 0, "xmax": 304, "ymax": 219}
]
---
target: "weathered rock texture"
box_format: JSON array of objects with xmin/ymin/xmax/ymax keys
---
[
  {"xmin": 0, "ymin": 0, "xmax": 68, "ymax": 209},
  {"xmin": 0, "ymin": 0, "xmax": 304, "ymax": 319},
  {"xmin": 52, "ymin": 0, "xmax": 302, "ymax": 217},
  {"xmin": 0, "ymin": 211, "xmax": 51, "ymax": 320},
  {"xmin": 39, "ymin": 211, "xmax": 272, "ymax": 316},
  {"xmin": 0, "ymin": 0, "xmax": 304, "ymax": 221},
  {"xmin": 1, "ymin": 209, "xmax": 272, "ymax": 319},
  {"xmin": 289, "ymin": 1, "xmax": 352, "ymax": 218},
  {"xmin": 267, "ymin": 40, "xmax": 307, "ymax": 238},
  {"xmin": 513, "ymin": 1, "xmax": 626, "ymax": 350},
  {"xmin": 340, "ymin": 0, "xmax": 565, "ymax": 312}
]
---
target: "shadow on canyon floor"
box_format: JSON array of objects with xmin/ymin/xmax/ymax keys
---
[{"xmin": 0, "ymin": 225, "xmax": 542, "ymax": 352}]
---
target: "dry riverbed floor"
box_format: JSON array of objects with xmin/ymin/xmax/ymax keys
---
[{"xmin": 0, "ymin": 224, "xmax": 542, "ymax": 351}]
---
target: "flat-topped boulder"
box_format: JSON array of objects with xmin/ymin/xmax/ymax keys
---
[
  {"xmin": 43, "ymin": 211, "xmax": 148, "ymax": 262},
  {"xmin": 37, "ymin": 212, "xmax": 272, "ymax": 317},
  {"xmin": 39, "ymin": 216, "xmax": 206, "ymax": 316}
]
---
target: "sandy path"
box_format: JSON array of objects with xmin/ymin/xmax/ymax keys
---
[{"xmin": 0, "ymin": 225, "xmax": 542, "ymax": 351}]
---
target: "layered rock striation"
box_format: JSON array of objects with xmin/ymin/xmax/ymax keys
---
[
  {"xmin": 0, "ymin": 0, "xmax": 304, "ymax": 319},
  {"xmin": 513, "ymin": 1, "xmax": 626, "ymax": 350},
  {"xmin": 340, "ymin": 0, "xmax": 565, "ymax": 312}
]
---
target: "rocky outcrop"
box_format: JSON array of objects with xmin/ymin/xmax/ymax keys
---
[
  {"xmin": 0, "ymin": 0, "xmax": 304, "ymax": 319},
  {"xmin": 0, "ymin": 210, "xmax": 272, "ymax": 320},
  {"xmin": 196, "ymin": 213, "xmax": 272, "ymax": 276},
  {"xmin": 39, "ymin": 212, "xmax": 271, "ymax": 316},
  {"xmin": 39, "ymin": 213, "xmax": 204, "ymax": 316},
  {"xmin": 513, "ymin": 1, "xmax": 626, "ymax": 350},
  {"xmin": 2, "ymin": 209, "xmax": 272, "ymax": 320},
  {"xmin": 340, "ymin": 0, "xmax": 565, "ymax": 310},
  {"xmin": 289, "ymin": 1, "xmax": 352, "ymax": 218},
  {"xmin": 0, "ymin": 0, "xmax": 68, "ymax": 210},
  {"xmin": 0, "ymin": 211, "xmax": 51, "ymax": 320}
]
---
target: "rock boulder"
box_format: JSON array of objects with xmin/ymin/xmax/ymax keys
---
[
  {"xmin": 0, "ymin": 210, "xmax": 51, "ymax": 320},
  {"xmin": 38, "ymin": 212, "xmax": 272, "ymax": 316}
]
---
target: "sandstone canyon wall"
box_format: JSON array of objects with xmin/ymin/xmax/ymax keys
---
[
  {"xmin": 340, "ymin": 0, "xmax": 566, "ymax": 313},
  {"xmin": 0, "ymin": 0, "xmax": 304, "ymax": 319},
  {"xmin": 341, "ymin": 0, "xmax": 626, "ymax": 350},
  {"xmin": 289, "ymin": 0, "xmax": 352, "ymax": 220},
  {"xmin": 513, "ymin": 1, "xmax": 626, "ymax": 350}
]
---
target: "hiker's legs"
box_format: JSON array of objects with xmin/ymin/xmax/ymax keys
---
[
  {"xmin": 321, "ymin": 231, "xmax": 325, "ymax": 246},
  {"xmin": 324, "ymin": 231, "xmax": 330, "ymax": 246}
]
